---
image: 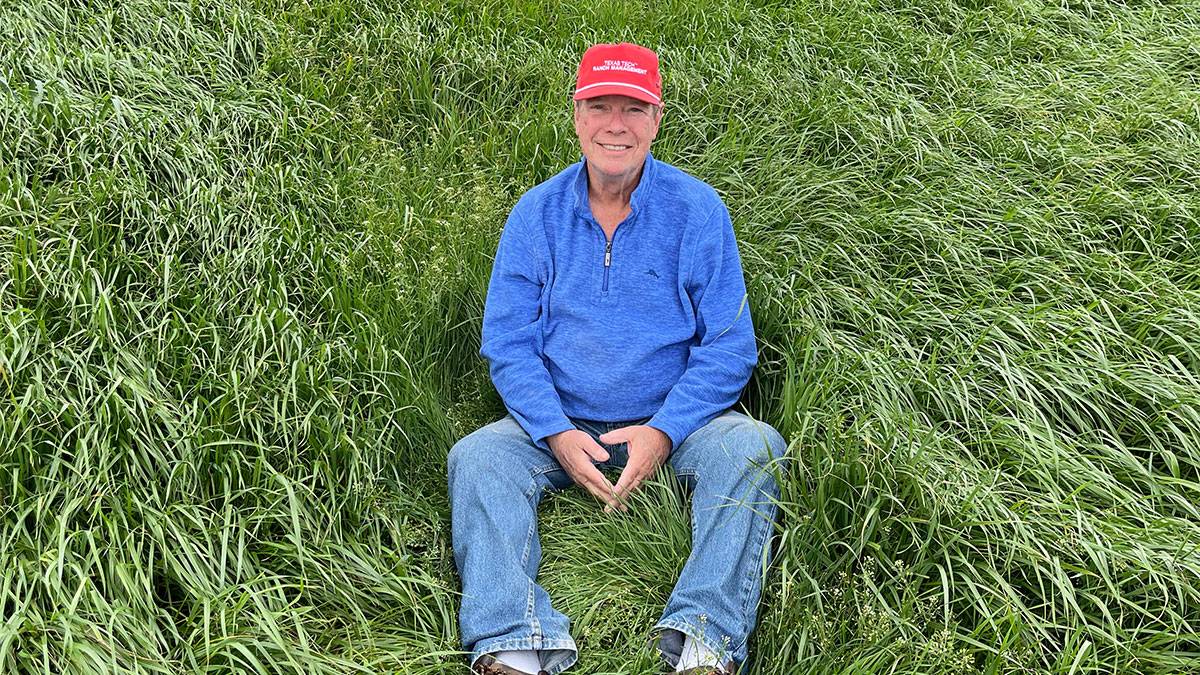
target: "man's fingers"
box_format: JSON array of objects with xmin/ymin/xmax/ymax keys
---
[
  {"xmin": 613, "ymin": 464, "xmax": 633, "ymax": 493},
  {"xmin": 598, "ymin": 428, "xmax": 628, "ymax": 445},
  {"xmin": 612, "ymin": 464, "xmax": 646, "ymax": 502},
  {"xmin": 606, "ymin": 474, "xmax": 637, "ymax": 513},
  {"xmin": 582, "ymin": 439, "xmax": 610, "ymax": 463},
  {"xmin": 587, "ymin": 479, "xmax": 622, "ymax": 511},
  {"xmin": 574, "ymin": 461, "xmax": 620, "ymax": 509},
  {"xmin": 614, "ymin": 477, "xmax": 638, "ymax": 499}
]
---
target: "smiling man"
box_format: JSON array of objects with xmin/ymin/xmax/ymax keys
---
[{"xmin": 448, "ymin": 43, "xmax": 786, "ymax": 675}]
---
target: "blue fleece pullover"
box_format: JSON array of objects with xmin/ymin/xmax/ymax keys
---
[{"xmin": 480, "ymin": 153, "xmax": 757, "ymax": 450}]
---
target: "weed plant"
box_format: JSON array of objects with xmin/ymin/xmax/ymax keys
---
[{"xmin": 2, "ymin": 0, "xmax": 1199, "ymax": 673}]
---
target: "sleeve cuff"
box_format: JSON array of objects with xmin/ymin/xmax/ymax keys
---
[
  {"xmin": 647, "ymin": 414, "xmax": 693, "ymax": 452},
  {"xmin": 525, "ymin": 416, "xmax": 576, "ymax": 451}
]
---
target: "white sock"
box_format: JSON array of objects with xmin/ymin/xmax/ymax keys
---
[
  {"xmin": 676, "ymin": 634, "xmax": 721, "ymax": 670},
  {"xmin": 493, "ymin": 650, "xmax": 541, "ymax": 674}
]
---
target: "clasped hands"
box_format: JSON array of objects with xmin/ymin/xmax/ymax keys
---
[{"xmin": 546, "ymin": 425, "xmax": 671, "ymax": 512}]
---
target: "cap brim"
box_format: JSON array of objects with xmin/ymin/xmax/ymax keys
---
[{"xmin": 573, "ymin": 82, "xmax": 661, "ymax": 105}]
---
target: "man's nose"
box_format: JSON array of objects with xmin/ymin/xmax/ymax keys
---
[{"xmin": 603, "ymin": 109, "xmax": 627, "ymax": 132}]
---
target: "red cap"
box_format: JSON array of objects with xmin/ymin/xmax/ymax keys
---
[{"xmin": 573, "ymin": 43, "xmax": 662, "ymax": 105}]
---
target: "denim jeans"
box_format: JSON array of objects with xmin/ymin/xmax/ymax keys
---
[{"xmin": 448, "ymin": 409, "xmax": 786, "ymax": 674}]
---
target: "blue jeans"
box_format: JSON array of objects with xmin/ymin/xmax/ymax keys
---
[{"xmin": 448, "ymin": 410, "xmax": 786, "ymax": 673}]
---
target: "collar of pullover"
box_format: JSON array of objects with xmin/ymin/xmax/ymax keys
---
[{"xmin": 572, "ymin": 152, "xmax": 659, "ymax": 223}]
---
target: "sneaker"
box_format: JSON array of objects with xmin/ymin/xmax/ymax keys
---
[{"xmin": 473, "ymin": 654, "xmax": 548, "ymax": 675}]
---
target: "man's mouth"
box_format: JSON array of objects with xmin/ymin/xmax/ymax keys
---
[{"xmin": 598, "ymin": 143, "xmax": 632, "ymax": 151}]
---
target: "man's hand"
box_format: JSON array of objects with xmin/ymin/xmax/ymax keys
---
[
  {"xmin": 599, "ymin": 425, "xmax": 671, "ymax": 512},
  {"xmin": 546, "ymin": 429, "xmax": 621, "ymax": 511}
]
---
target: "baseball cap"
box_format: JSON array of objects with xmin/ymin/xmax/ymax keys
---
[{"xmin": 573, "ymin": 42, "xmax": 662, "ymax": 105}]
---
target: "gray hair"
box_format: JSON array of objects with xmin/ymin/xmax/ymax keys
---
[{"xmin": 573, "ymin": 99, "xmax": 663, "ymax": 117}]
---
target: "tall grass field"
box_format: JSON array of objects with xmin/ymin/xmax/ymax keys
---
[{"xmin": 3, "ymin": 0, "xmax": 1200, "ymax": 672}]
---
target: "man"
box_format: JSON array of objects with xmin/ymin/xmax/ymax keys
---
[{"xmin": 448, "ymin": 43, "xmax": 786, "ymax": 675}]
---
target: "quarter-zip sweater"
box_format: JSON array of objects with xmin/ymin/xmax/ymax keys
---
[{"xmin": 480, "ymin": 154, "xmax": 757, "ymax": 450}]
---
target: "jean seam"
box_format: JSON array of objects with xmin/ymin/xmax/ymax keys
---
[
  {"xmin": 673, "ymin": 467, "xmax": 699, "ymax": 568},
  {"xmin": 522, "ymin": 473, "xmax": 543, "ymax": 640},
  {"xmin": 531, "ymin": 462, "xmax": 562, "ymax": 477},
  {"xmin": 736, "ymin": 493, "xmax": 776, "ymax": 653},
  {"xmin": 734, "ymin": 457, "xmax": 781, "ymax": 654}
]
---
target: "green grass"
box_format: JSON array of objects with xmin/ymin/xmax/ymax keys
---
[{"xmin": 2, "ymin": 0, "xmax": 1199, "ymax": 672}]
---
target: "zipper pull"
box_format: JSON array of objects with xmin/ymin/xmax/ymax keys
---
[{"xmin": 604, "ymin": 240, "xmax": 612, "ymax": 267}]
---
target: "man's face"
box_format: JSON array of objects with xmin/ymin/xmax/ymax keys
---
[{"xmin": 574, "ymin": 94, "xmax": 663, "ymax": 184}]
